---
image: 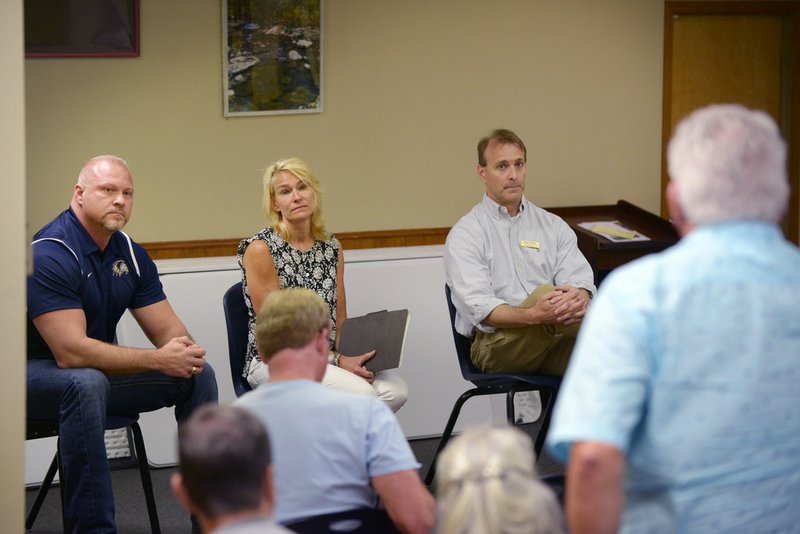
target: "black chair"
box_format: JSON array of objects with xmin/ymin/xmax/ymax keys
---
[
  {"xmin": 424, "ymin": 285, "xmax": 562, "ymax": 486},
  {"xmin": 223, "ymin": 282, "xmax": 253, "ymax": 397},
  {"xmin": 285, "ymin": 508, "xmax": 401, "ymax": 534},
  {"xmin": 26, "ymin": 415, "xmax": 161, "ymax": 533}
]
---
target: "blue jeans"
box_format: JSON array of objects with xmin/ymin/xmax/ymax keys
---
[{"xmin": 27, "ymin": 359, "xmax": 218, "ymax": 534}]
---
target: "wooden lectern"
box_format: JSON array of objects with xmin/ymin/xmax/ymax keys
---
[{"xmin": 548, "ymin": 200, "xmax": 680, "ymax": 286}]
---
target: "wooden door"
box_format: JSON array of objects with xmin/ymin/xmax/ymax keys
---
[{"xmin": 662, "ymin": 1, "xmax": 800, "ymax": 243}]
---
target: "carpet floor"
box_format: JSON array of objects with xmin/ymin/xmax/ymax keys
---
[{"xmin": 25, "ymin": 422, "xmax": 563, "ymax": 533}]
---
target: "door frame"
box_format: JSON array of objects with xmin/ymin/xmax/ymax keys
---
[{"xmin": 662, "ymin": 1, "xmax": 800, "ymax": 243}]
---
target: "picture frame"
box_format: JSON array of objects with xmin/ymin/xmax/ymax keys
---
[
  {"xmin": 24, "ymin": 0, "xmax": 140, "ymax": 58},
  {"xmin": 223, "ymin": 0, "xmax": 322, "ymax": 116}
]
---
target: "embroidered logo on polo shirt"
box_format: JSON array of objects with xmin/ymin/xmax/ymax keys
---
[{"xmin": 112, "ymin": 260, "xmax": 130, "ymax": 277}]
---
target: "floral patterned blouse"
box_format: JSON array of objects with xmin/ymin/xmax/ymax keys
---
[{"xmin": 237, "ymin": 227, "xmax": 340, "ymax": 376}]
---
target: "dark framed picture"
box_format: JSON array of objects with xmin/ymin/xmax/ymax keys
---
[
  {"xmin": 223, "ymin": 0, "xmax": 322, "ymax": 116},
  {"xmin": 25, "ymin": 0, "xmax": 140, "ymax": 58}
]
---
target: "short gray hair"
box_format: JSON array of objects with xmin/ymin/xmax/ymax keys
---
[{"xmin": 667, "ymin": 104, "xmax": 788, "ymax": 225}]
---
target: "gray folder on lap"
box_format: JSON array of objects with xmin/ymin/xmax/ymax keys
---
[{"xmin": 337, "ymin": 309, "xmax": 410, "ymax": 373}]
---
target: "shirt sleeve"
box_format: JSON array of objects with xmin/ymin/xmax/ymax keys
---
[
  {"xmin": 27, "ymin": 240, "xmax": 84, "ymax": 319},
  {"xmin": 546, "ymin": 266, "xmax": 654, "ymax": 461},
  {"xmin": 129, "ymin": 241, "xmax": 167, "ymax": 309},
  {"xmin": 444, "ymin": 221, "xmax": 506, "ymax": 337},
  {"xmin": 365, "ymin": 400, "xmax": 420, "ymax": 477},
  {"xmin": 551, "ymin": 216, "xmax": 596, "ymax": 295}
]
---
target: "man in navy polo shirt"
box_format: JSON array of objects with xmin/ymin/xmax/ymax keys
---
[{"xmin": 27, "ymin": 155, "xmax": 218, "ymax": 533}]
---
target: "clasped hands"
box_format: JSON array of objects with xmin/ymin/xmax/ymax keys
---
[
  {"xmin": 535, "ymin": 285, "xmax": 591, "ymax": 325},
  {"xmin": 159, "ymin": 335, "xmax": 207, "ymax": 378}
]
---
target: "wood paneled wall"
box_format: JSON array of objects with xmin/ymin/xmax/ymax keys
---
[{"xmin": 142, "ymin": 227, "xmax": 450, "ymax": 260}]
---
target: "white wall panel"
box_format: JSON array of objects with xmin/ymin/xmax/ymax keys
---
[{"xmin": 27, "ymin": 247, "xmax": 501, "ymax": 475}]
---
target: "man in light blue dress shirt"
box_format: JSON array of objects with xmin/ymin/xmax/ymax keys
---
[
  {"xmin": 547, "ymin": 104, "xmax": 800, "ymax": 533},
  {"xmin": 444, "ymin": 129, "xmax": 595, "ymax": 376}
]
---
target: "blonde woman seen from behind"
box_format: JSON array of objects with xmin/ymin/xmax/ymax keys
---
[{"xmin": 436, "ymin": 426, "xmax": 564, "ymax": 534}]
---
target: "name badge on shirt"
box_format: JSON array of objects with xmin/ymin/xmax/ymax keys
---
[{"xmin": 520, "ymin": 240, "xmax": 540, "ymax": 250}]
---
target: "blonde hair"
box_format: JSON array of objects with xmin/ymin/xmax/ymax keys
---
[
  {"xmin": 435, "ymin": 426, "xmax": 564, "ymax": 534},
  {"xmin": 262, "ymin": 157, "xmax": 328, "ymax": 242},
  {"xmin": 255, "ymin": 288, "xmax": 330, "ymax": 361}
]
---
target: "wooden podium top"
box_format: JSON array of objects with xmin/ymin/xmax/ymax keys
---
[{"xmin": 548, "ymin": 200, "xmax": 680, "ymax": 284}]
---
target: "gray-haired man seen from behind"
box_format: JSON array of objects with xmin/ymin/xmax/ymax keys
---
[
  {"xmin": 548, "ymin": 104, "xmax": 800, "ymax": 533},
  {"xmin": 172, "ymin": 404, "xmax": 291, "ymax": 534}
]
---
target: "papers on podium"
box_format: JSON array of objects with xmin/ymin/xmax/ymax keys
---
[
  {"xmin": 577, "ymin": 220, "xmax": 651, "ymax": 242},
  {"xmin": 337, "ymin": 309, "xmax": 410, "ymax": 373}
]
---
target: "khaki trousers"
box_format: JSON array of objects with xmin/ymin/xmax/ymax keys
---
[{"xmin": 470, "ymin": 285, "xmax": 581, "ymax": 376}]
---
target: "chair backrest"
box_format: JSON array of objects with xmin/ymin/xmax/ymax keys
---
[
  {"xmin": 285, "ymin": 508, "xmax": 401, "ymax": 534},
  {"xmin": 222, "ymin": 282, "xmax": 253, "ymax": 397},
  {"xmin": 444, "ymin": 284, "xmax": 486, "ymax": 381}
]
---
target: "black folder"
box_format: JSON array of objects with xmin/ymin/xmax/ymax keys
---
[{"xmin": 337, "ymin": 309, "xmax": 410, "ymax": 372}]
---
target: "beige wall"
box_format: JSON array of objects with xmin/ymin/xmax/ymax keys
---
[
  {"xmin": 1, "ymin": 0, "xmax": 26, "ymax": 530},
  {"xmin": 25, "ymin": 0, "xmax": 665, "ymax": 243}
]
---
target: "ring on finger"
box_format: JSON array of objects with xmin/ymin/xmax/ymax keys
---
[{"xmin": 191, "ymin": 366, "xmax": 199, "ymax": 375}]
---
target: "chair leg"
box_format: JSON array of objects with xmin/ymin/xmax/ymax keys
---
[
  {"xmin": 57, "ymin": 443, "xmax": 67, "ymax": 534},
  {"xmin": 506, "ymin": 389, "xmax": 517, "ymax": 424},
  {"xmin": 25, "ymin": 452, "xmax": 58, "ymax": 530},
  {"xmin": 533, "ymin": 388, "xmax": 556, "ymax": 459},
  {"xmin": 424, "ymin": 387, "xmax": 487, "ymax": 486},
  {"xmin": 129, "ymin": 422, "xmax": 162, "ymax": 534}
]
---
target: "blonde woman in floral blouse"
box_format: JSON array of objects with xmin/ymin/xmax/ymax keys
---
[{"xmin": 237, "ymin": 157, "xmax": 407, "ymax": 412}]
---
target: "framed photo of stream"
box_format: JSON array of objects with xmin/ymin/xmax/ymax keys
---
[{"xmin": 223, "ymin": 0, "xmax": 322, "ymax": 116}]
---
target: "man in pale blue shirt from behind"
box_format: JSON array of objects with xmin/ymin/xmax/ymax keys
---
[
  {"xmin": 234, "ymin": 288, "xmax": 435, "ymax": 534},
  {"xmin": 548, "ymin": 104, "xmax": 800, "ymax": 533}
]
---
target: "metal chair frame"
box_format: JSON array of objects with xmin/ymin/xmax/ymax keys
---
[
  {"xmin": 424, "ymin": 285, "xmax": 562, "ymax": 486},
  {"xmin": 26, "ymin": 416, "xmax": 161, "ymax": 533},
  {"xmin": 285, "ymin": 507, "xmax": 401, "ymax": 534}
]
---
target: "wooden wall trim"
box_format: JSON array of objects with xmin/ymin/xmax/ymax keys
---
[
  {"xmin": 141, "ymin": 227, "xmax": 451, "ymax": 260},
  {"xmin": 141, "ymin": 238, "xmax": 242, "ymax": 260}
]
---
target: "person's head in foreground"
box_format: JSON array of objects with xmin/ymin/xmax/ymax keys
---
[
  {"xmin": 172, "ymin": 405, "xmax": 277, "ymax": 533},
  {"xmin": 255, "ymin": 287, "xmax": 331, "ymax": 376},
  {"xmin": 666, "ymin": 103, "xmax": 788, "ymax": 233},
  {"xmin": 435, "ymin": 425, "xmax": 564, "ymax": 534}
]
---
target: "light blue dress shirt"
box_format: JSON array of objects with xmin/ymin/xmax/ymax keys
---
[
  {"xmin": 548, "ymin": 221, "xmax": 800, "ymax": 532},
  {"xmin": 444, "ymin": 194, "xmax": 595, "ymax": 337}
]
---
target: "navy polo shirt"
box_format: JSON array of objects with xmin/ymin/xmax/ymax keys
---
[{"xmin": 27, "ymin": 208, "xmax": 166, "ymax": 359}]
